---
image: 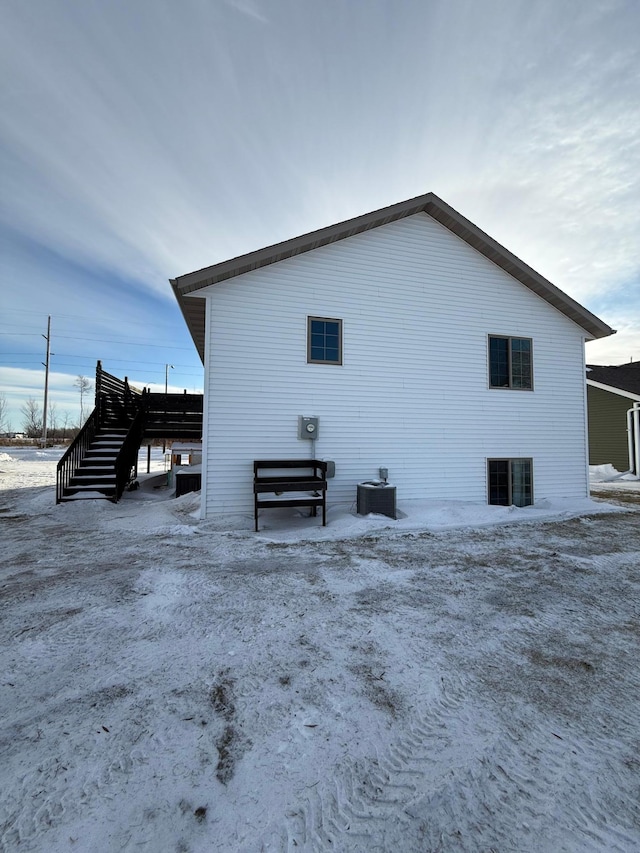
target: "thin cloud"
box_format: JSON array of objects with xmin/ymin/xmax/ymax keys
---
[
  {"xmin": 0, "ymin": 0, "xmax": 638, "ymax": 414},
  {"xmin": 0, "ymin": 367, "xmax": 81, "ymax": 426},
  {"xmin": 224, "ymin": 0, "xmax": 268, "ymax": 25}
]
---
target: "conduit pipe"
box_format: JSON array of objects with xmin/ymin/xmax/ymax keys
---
[{"xmin": 627, "ymin": 402, "xmax": 640, "ymax": 477}]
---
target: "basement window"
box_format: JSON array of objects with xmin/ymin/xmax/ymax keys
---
[
  {"xmin": 489, "ymin": 336, "xmax": 533, "ymax": 389},
  {"xmin": 308, "ymin": 317, "xmax": 342, "ymax": 365},
  {"xmin": 488, "ymin": 458, "xmax": 533, "ymax": 506}
]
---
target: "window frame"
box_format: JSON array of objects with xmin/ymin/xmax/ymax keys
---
[
  {"xmin": 487, "ymin": 457, "xmax": 534, "ymax": 507},
  {"xmin": 307, "ymin": 316, "xmax": 343, "ymax": 365},
  {"xmin": 488, "ymin": 335, "xmax": 533, "ymax": 390}
]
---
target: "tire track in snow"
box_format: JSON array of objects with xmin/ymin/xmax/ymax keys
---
[
  {"xmin": 269, "ymin": 675, "xmax": 640, "ymax": 853},
  {"xmin": 265, "ymin": 531, "xmax": 640, "ymax": 851},
  {"xmin": 0, "ymin": 721, "xmax": 151, "ymax": 852},
  {"xmin": 273, "ymin": 676, "xmax": 471, "ymax": 851}
]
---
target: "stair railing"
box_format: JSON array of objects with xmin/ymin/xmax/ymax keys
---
[
  {"xmin": 95, "ymin": 361, "xmax": 142, "ymax": 429},
  {"xmin": 95, "ymin": 361, "xmax": 142, "ymax": 405},
  {"xmin": 56, "ymin": 408, "xmax": 100, "ymax": 503},
  {"xmin": 56, "ymin": 363, "xmax": 148, "ymax": 504},
  {"xmin": 112, "ymin": 392, "xmax": 149, "ymax": 501}
]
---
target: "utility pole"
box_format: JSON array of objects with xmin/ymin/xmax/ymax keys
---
[
  {"xmin": 163, "ymin": 364, "xmax": 174, "ymax": 455},
  {"xmin": 165, "ymin": 363, "xmax": 174, "ymax": 395},
  {"xmin": 41, "ymin": 315, "xmax": 51, "ymax": 448}
]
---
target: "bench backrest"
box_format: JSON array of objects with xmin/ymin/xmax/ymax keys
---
[{"xmin": 253, "ymin": 459, "xmax": 328, "ymax": 477}]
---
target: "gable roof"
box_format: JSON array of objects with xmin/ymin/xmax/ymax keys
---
[
  {"xmin": 171, "ymin": 192, "xmax": 615, "ymax": 361},
  {"xmin": 587, "ymin": 362, "xmax": 640, "ymax": 397}
]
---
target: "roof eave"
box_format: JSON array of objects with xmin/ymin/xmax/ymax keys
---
[
  {"xmin": 174, "ymin": 193, "xmax": 438, "ymax": 295},
  {"xmin": 172, "ymin": 192, "xmax": 616, "ymax": 356},
  {"xmin": 587, "ymin": 379, "xmax": 640, "ymax": 402},
  {"xmin": 171, "ymin": 279, "xmax": 205, "ymax": 364}
]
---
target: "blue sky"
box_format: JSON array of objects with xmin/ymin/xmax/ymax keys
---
[{"xmin": 1, "ymin": 0, "xmax": 638, "ymax": 431}]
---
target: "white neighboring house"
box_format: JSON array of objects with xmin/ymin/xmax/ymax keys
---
[{"xmin": 171, "ymin": 193, "xmax": 614, "ymax": 521}]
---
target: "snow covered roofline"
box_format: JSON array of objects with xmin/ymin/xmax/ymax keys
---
[{"xmin": 170, "ymin": 192, "xmax": 615, "ymax": 361}]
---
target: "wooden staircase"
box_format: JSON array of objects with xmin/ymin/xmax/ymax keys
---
[
  {"xmin": 60, "ymin": 429, "xmax": 128, "ymax": 501},
  {"xmin": 56, "ymin": 361, "xmax": 203, "ymax": 504}
]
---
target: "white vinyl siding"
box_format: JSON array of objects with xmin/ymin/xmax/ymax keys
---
[{"xmin": 197, "ymin": 212, "xmax": 589, "ymax": 518}]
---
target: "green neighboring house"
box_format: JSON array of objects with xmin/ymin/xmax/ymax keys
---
[{"xmin": 587, "ymin": 362, "xmax": 640, "ymax": 472}]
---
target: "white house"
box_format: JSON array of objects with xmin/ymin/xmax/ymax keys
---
[{"xmin": 171, "ymin": 193, "xmax": 614, "ymax": 521}]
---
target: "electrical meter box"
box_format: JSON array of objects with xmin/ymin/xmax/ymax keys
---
[{"xmin": 298, "ymin": 416, "xmax": 319, "ymax": 440}]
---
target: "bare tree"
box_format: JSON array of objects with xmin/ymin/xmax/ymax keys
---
[
  {"xmin": 48, "ymin": 400, "xmax": 58, "ymax": 441},
  {"xmin": 0, "ymin": 392, "xmax": 7, "ymax": 433},
  {"xmin": 74, "ymin": 375, "xmax": 93, "ymax": 425},
  {"xmin": 21, "ymin": 398, "xmax": 42, "ymax": 438},
  {"xmin": 61, "ymin": 410, "xmax": 71, "ymax": 441}
]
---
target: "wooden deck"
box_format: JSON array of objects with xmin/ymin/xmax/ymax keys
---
[{"xmin": 57, "ymin": 362, "xmax": 203, "ymax": 503}]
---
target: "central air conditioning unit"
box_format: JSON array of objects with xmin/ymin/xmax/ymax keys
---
[{"xmin": 357, "ymin": 482, "xmax": 397, "ymax": 519}]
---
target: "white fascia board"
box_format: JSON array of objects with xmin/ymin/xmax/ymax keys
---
[{"xmin": 587, "ymin": 378, "xmax": 640, "ymax": 402}]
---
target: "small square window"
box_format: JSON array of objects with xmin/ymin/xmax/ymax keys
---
[
  {"xmin": 489, "ymin": 336, "xmax": 532, "ymax": 389},
  {"xmin": 488, "ymin": 458, "xmax": 533, "ymax": 506},
  {"xmin": 307, "ymin": 317, "xmax": 342, "ymax": 365}
]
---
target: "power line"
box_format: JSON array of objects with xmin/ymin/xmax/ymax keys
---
[
  {"xmin": 54, "ymin": 362, "xmax": 201, "ymax": 376},
  {"xmin": 52, "ymin": 335, "xmax": 196, "ymax": 349},
  {"xmin": 1, "ymin": 353, "xmax": 202, "ymax": 367},
  {"xmin": 55, "ymin": 354, "xmax": 201, "ymax": 367},
  {"xmin": 3, "ymin": 361, "xmax": 201, "ymax": 374},
  {"xmin": 0, "ymin": 330, "xmax": 195, "ymax": 348},
  {"xmin": 1, "ymin": 307, "xmax": 184, "ymax": 330},
  {"xmin": 16, "ymin": 307, "xmax": 179, "ymax": 325}
]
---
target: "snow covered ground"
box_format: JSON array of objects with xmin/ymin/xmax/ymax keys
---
[
  {"xmin": 1, "ymin": 447, "xmax": 640, "ymax": 852},
  {"xmin": 589, "ymin": 464, "xmax": 640, "ymax": 509}
]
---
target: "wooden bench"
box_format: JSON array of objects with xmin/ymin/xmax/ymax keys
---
[{"xmin": 253, "ymin": 459, "xmax": 328, "ymax": 532}]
